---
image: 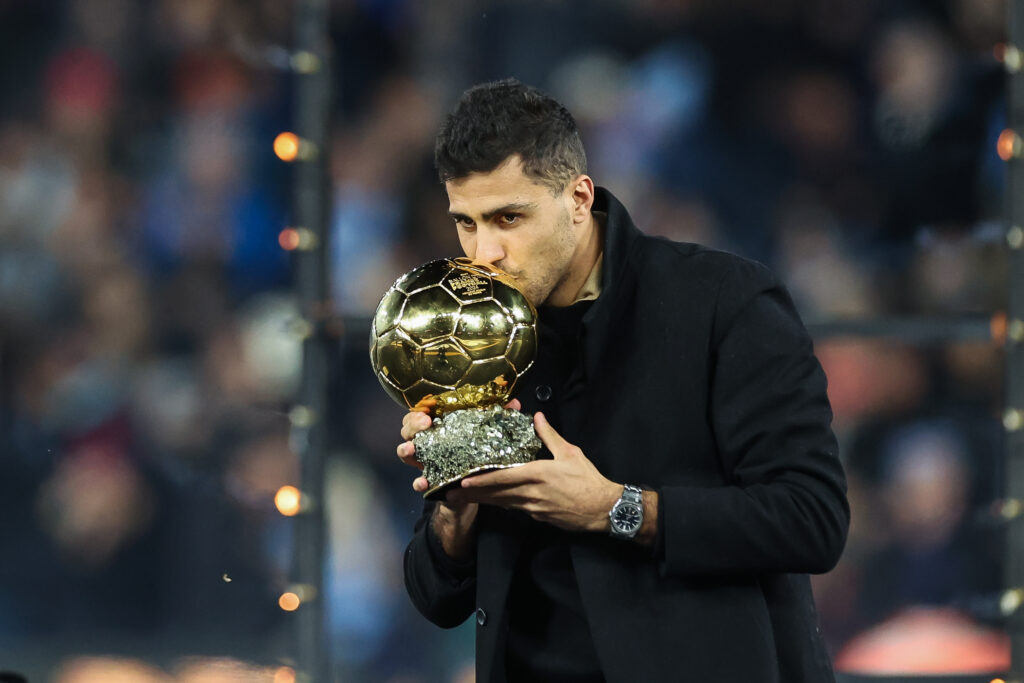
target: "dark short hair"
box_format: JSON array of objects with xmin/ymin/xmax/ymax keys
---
[{"xmin": 435, "ymin": 79, "xmax": 587, "ymax": 193}]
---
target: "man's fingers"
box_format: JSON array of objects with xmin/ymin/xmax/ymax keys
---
[
  {"xmin": 454, "ymin": 483, "xmax": 532, "ymax": 508},
  {"xmin": 533, "ymin": 412, "xmax": 571, "ymax": 458},
  {"xmin": 504, "ymin": 398, "xmax": 522, "ymax": 411},
  {"xmin": 461, "ymin": 463, "xmax": 534, "ymax": 488},
  {"xmin": 401, "ymin": 411, "xmax": 433, "ymax": 441},
  {"xmin": 399, "ymin": 410, "xmax": 437, "ymax": 493},
  {"xmin": 396, "ymin": 441, "xmax": 424, "ymax": 471}
]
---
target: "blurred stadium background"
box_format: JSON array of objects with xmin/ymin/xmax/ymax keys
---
[{"xmin": 0, "ymin": 0, "xmax": 1016, "ymax": 681}]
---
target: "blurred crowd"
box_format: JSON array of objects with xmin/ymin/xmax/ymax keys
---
[{"xmin": 0, "ymin": 0, "xmax": 1013, "ymax": 680}]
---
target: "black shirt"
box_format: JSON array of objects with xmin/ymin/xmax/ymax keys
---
[{"xmin": 505, "ymin": 300, "xmax": 605, "ymax": 683}]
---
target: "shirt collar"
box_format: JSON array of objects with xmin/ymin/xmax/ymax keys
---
[{"xmin": 572, "ymin": 211, "xmax": 605, "ymax": 303}]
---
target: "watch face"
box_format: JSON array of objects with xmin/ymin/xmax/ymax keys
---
[{"xmin": 612, "ymin": 503, "xmax": 642, "ymax": 531}]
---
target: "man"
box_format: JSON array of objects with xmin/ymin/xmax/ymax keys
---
[{"xmin": 396, "ymin": 79, "xmax": 849, "ymax": 682}]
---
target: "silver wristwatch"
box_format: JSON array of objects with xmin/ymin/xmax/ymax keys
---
[{"xmin": 609, "ymin": 484, "xmax": 644, "ymax": 539}]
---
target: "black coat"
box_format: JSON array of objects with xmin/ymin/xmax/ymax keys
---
[{"xmin": 403, "ymin": 188, "xmax": 849, "ymax": 682}]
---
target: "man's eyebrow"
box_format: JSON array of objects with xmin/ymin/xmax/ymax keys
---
[{"xmin": 448, "ymin": 202, "xmax": 538, "ymax": 222}]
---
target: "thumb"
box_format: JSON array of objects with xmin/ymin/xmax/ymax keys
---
[{"xmin": 533, "ymin": 412, "xmax": 573, "ymax": 459}]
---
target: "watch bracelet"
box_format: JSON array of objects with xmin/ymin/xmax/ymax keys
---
[{"xmin": 622, "ymin": 484, "xmax": 643, "ymax": 505}]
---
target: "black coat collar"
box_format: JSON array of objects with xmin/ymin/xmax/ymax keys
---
[{"xmin": 580, "ymin": 187, "xmax": 643, "ymax": 384}]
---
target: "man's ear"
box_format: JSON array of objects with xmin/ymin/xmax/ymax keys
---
[{"xmin": 568, "ymin": 175, "xmax": 595, "ymax": 224}]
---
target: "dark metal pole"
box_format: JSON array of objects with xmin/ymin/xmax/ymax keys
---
[
  {"xmin": 1005, "ymin": 0, "xmax": 1024, "ymax": 677},
  {"xmin": 289, "ymin": 0, "xmax": 331, "ymax": 680}
]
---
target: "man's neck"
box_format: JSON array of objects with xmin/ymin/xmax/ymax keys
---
[{"xmin": 546, "ymin": 213, "xmax": 602, "ymax": 307}]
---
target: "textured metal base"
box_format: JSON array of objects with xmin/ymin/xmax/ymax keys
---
[{"xmin": 413, "ymin": 404, "xmax": 541, "ymax": 500}]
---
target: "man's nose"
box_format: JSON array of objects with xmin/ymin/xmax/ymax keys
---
[{"xmin": 474, "ymin": 228, "xmax": 505, "ymax": 265}]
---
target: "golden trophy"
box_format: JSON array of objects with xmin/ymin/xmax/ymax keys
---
[{"xmin": 370, "ymin": 257, "xmax": 541, "ymax": 499}]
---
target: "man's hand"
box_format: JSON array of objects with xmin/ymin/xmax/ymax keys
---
[
  {"xmin": 396, "ymin": 398, "xmax": 523, "ymax": 561},
  {"xmin": 447, "ymin": 411, "xmax": 622, "ymax": 533},
  {"xmin": 397, "ymin": 409, "xmax": 433, "ymax": 494}
]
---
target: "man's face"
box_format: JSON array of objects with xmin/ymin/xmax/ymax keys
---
[{"xmin": 446, "ymin": 156, "xmax": 577, "ymax": 306}]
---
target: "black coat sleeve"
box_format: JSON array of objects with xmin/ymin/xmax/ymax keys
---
[
  {"xmin": 403, "ymin": 500, "xmax": 478, "ymax": 628},
  {"xmin": 657, "ymin": 260, "xmax": 849, "ymax": 578}
]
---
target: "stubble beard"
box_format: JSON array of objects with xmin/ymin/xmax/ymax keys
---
[{"xmin": 522, "ymin": 208, "xmax": 576, "ymax": 307}]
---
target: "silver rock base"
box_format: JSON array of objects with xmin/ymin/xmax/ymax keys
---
[{"xmin": 414, "ymin": 404, "xmax": 542, "ymax": 501}]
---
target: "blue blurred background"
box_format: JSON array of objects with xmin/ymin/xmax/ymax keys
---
[{"xmin": 0, "ymin": 0, "xmax": 1013, "ymax": 680}]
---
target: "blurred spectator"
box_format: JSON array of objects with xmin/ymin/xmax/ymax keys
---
[
  {"xmin": 835, "ymin": 607, "xmax": 1009, "ymax": 675},
  {"xmin": 51, "ymin": 656, "xmax": 288, "ymax": 683},
  {"xmin": 44, "ymin": 47, "xmax": 120, "ymax": 162},
  {"xmin": 328, "ymin": 75, "xmax": 440, "ymax": 314},
  {"xmin": 856, "ymin": 420, "xmax": 999, "ymax": 624},
  {"xmin": 173, "ymin": 657, "xmax": 280, "ymax": 683},
  {"xmin": 54, "ymin": 657, "xmax": 171, "ymax": 683},
  {"xmin": 139, "ymin": 109, "xmax": 287, "ymax": 296}
]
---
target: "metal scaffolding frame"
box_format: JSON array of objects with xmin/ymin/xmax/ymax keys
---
[
  {"xmin": 288, "ymin": 0, "xmax": 332, "ymax": 680},
  {"xmin": 1005, "ymin": 1, "xmax": 1024, "ymax": 678}
]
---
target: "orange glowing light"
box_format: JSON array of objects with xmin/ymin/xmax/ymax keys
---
[
  {"xmin": 998, "ymin": 129, "xmax": 1020, "ymax": 161},
  {"xmin": 279, "ymin": 591, "xmax": 301, "ymax": 611},
  {"xmin": 274, "ymin": 132, "xmax": 300, "ymax": 162},
  {"xmin": 991, "ymin": 679, "xmax": 1005, "ymax": 683},
  {"xmin": 274, "ymin": 666, "xmax": 297, "ymax": 683},
  {"xmin": 275, "ymin": 485, "xmax": 301, "ymax": 516},
  {"xmin": 992, "ymin": 311, "xmax": 1007, "ymax": 346},
  {"xmin": 279, "ymin": 228, "xmax": 301, "ymax": 251}
]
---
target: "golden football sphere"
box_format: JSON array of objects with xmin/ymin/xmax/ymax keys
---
[{"xmin": 370, "ymin": 258, "xmax": 538, "ymax": 412}]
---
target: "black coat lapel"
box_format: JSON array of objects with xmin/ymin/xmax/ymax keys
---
[{"xmin": 580, "ymin": 188, "xmax": 642, "ymax": 393}]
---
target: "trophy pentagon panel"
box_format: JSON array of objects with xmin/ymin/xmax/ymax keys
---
[
  {"xmin": 373, "ymin": 287, "xmax": 405, "ymax": 337},
  {"xmin": 455, "ymin": 300, "xmax": 515, "ymax": 361},
  {"xmin": 375, "ymin": 327, "xmax": 420, "ymax": 389},
  {"xmin": 441, "ymin": 264, "xmax": 494, "ymax": 303},
  {"xmin": 398, "ymin": 285, "xmax": 461, "ymax": 345},
  {"xmin": 462, "ymin": 356, "xmax": 518, "ymax": 394},
  {"xmin": 491, "ymin": 276, "xmax": 536, "ymax": 325},
  {"xmin": 419, "ymin": 338, "xmax": 472, "ymax": 388},
  {"xmin": 394, "ymin": 258, "xmax": 454, "ymax": 295},
  {"xmin": 505, "ymin": 324, "xmax": 538, "ymax": 374},
  {"xmin": 401, "ymin": 379, "xmax": 454, "ymax": 411}
]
